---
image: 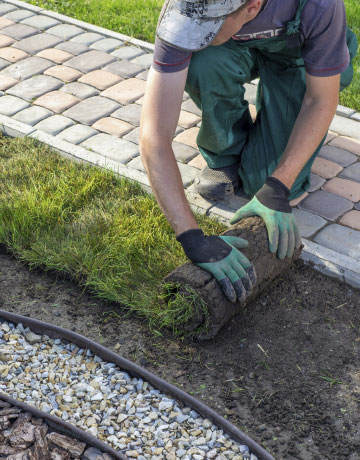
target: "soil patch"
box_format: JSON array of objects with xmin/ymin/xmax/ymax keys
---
[{"xmin": 0, "ymin": 248, "xmax": 359, "ymax": 460}]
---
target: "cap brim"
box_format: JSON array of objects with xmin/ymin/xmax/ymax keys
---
[{"xmin": 157, "ymin": 5, "xmax": 225, "ymax": 52}]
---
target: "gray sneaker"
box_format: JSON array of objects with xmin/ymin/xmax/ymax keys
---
[{"xmin": 194, "ymin": 163, "xmax": 240, "ymax": 201}]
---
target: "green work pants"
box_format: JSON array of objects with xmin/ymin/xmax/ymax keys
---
[{"xmin": 185, "ymin": 29, "xmax": 357, "ymax": 200}]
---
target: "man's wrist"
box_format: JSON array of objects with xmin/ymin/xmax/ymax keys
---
[{"xmin": 256, "ymin": 177, "xmax": 292, "ymax": 213}]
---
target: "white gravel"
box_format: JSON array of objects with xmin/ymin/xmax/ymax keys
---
[{"xmin": 0, "ymin": 321, "xmax": 259, "ymax": 460}]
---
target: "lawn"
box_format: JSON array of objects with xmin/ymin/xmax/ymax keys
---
[
  {"xmin": 25, "ymin": 0, "xmax": 360, "ymax": 111},
  {"xmin": 0, "ymin": 136, "xmax": 226, "ymax": 336}
]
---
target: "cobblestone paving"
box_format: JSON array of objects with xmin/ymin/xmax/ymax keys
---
[{"xmin": 0, "ymin": 0, "xmax": 359, "ymax": 287}]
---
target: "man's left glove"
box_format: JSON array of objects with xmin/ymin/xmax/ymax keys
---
[{"xmin": 230, "ymin": 177, "xmax": 301, "ymax": 260}]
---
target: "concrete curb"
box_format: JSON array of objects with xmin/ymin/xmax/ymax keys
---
[{"xmin": 301, "ymin": 239, "xmax": 360, "ymax": 289}]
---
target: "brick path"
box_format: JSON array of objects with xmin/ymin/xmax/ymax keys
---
[{"xmin": 0, "ymin": 0, "xmax": 359, "ymax": 288}]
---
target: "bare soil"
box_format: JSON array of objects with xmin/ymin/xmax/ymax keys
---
[{"xmin": 0, "ymin": 247, "xmax": 359, "ymax": 460}]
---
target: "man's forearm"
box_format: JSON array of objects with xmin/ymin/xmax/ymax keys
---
[
  {"xmin": 272, "ymin": 91, "xmax": 338, "ymax": 189},
  {"xmin": 140, "ymin": 141, "xmax": 199, "ymax": 236}
]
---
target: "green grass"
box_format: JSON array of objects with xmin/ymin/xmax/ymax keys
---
[
  {"xmin": 24, "ymin": 0, "xmax": 360, "ymax": 111},
  {"xmin": 0, "ymin": 136, "xmax": 225, "ymax": 336},
  {"xmin": 340, "ymin": 0, "xmax": 360, "ymax": 111}
]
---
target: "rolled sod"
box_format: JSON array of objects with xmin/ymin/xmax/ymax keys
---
[{"xmin": 163, "ymin": 216, "xmax": 302, "ymax": 340}]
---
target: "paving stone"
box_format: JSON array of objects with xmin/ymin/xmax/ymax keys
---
[
  {"xmin": 78, "ymin": 69, "xmax": 122, "ymax": 90},
  {"xmin": 172, "ymin": 142, "xmax": 199, "ymax": 163},
  {"xmin": 324, "ymin": 131, "xmax": 337, "ymax": 144},
  {"xmin": 131, "ymin": 53, "xmax": 153, "ymax": 69},
  {"xmin": 181, "ymin": 98, "xmax": 202, "ymax": 117},
  {"xmin": 127, "ymin": 155, "xmax": 145, "ymax": 171},
  {"xmin": 314, "ymin": 224, "xmax": 360, "ymax": 259},
  {"xmin": 0, "ymin": 4, "xmax": 18, "ymax": 15},
  {"xmin": 329, "ymin": 136, "xmax": 360, "ymax": 156},
  {"xmin": 308, "ymin": 173, "xmax": 326, "ymax": 193},
  {"xmin": 0, "ymin": 94, "xmax": 29, "ymax": 115},
  {"xmin": 56, "ymin": 124, "xmax": 98, "ymax": 144},
  {"xmin": 0, "ymin": 17, "xmax": 14, "ymax": 29},
  {"xmin": 63, "ymin": 96, "xmax": 120, "ymax": 125},
  {"xmin": 311, "ymin": 157, "xmax": 343, "ymax": 179},
  {"xmin": 90, "ymin": 38, "xmax": 123, "ymax": 53},
  {"xmin": 13, "ymin": 105, "xmax": 53, "ymax": 125},
  {"xmin": 20, "ymin": 14, "xmax": 60, "ymax": 31},
  {"xmin": 318, "ymin": 145, "xmax": 357, "ymax": 167},
  {"xmin": 6, "ymin": 75, "xmax": 63, "ymax": 101},
  {"xmin": 340, "ymin": 210, "xmax": 360, "ymax": 231},
  {"xmin": 249, "ymin": 104, "xmax": 257, "ymax": 121},
  {"xmin": 92, "ymin": 117, "xmax": 133, "ymax": 137},
  {"xmin": 299, "ymin": 190, "xmax": 353, "ymax": 221},
  {"xmin": 350, "ymin": 112, "xmax": 360, "ymax": 122},
  {"xmin": 111, "ymin": 45, "xmax": 145, "ymax": 60},
  {"xmin": 173, "ymin": 127, "xmax": 200, "ymax": 150},
  {"xmin": 0, "ymin": 57, "xmax": 10, "ymax": 70},
  {"xmin": 103, "ymin": 59, "xmax": 144, "ymax": 78},
  {"xmin": 290, "ymin": 192, "xmax": 309, "ymax": 207},
  {"xmin": 36, "ymin": 48, "xmax": 73, "ymax": 64},
  {"xmin": 55, "ymin": 41, "xmax": 88, "ymax": 56},
  {"xmin": 44, "ymin": 65, "xmax": 83, "ymax": 82},
  {"xmin": 0, "ymin": 73, "xmax": 18, "ymax": 90},
  {"xmin": 0, "ymin": 33, "xmax": 15, "ymax": 47},
  {"xmin": 64, "ymin": 50, "xmax": 116, "ymax": 73},
  {"xmin": 177, "ymin": 162, "xmax": 199, "ymax": 188},
  {"xmin": 339, "ymin": 163, "xmax": 360, "ymax": 183},
  {"xmin": 111, "ymin": 103, "xmax": 142, "ymax": 127},
  {"xmin": 292, "ymin": 208, "xmax": 327, "ymax": 238},
  {"xmin": 136, "ymin": 69, "xmax": 149, "ymax": 81},
  {"xmin": 60, "ymin": 82, "xmax": 99, "ymax": 99},
  {"xmin": 4, "ymin": 9, "xmax": 35, "ymax": 22},
  {"xmin": 178, "ymin": 110, "xmax": 201, "ymax": 129},
  {"xmin": 0, "ymin": 23, "xmax": 38, "ymax": 40},
  {"xmin": 123, "ymin": 126, "xmax": 139, "ymax": 144},
  {"xmin": 81, "ymin": 133, "xmax": 139, "ymax": 163},
  {"xmin": 13, "ymin": 32, "xmax": 63, "ymax": 54},
  {"xmin": 322, "ymin": 177, "xmax": 360, "ymax": 202},
  {"xmin": 33, "ymin": 114, "xmax": 75, "ymax": 135},
  {"xmin": 46, "ymin": 24, "xmax": 84, "ymax": 40},
  {"xmin": 100, "ymin": 78, "xmax": 146, "ymax": 105},
  {"xmin": 2, "ymin": 56, "xmax": 53, "ymax": 80},
  {"xmin": 188, "ymin": 154, "xmax": 207, "ymax": 169},
  {"xmin": 71, "ymin": 32, "xmax": 105, "ymax": 46},
  {"xmin": 0, "ymin": 46, "xmax": 28, "ymax": 62},
  {"xmin": 185, "ymin": 185, "xmax": 216, "ymax": 214},
  {"xmin": 34, "ymin": 90, "xmax": 81, "ymax": 113}
]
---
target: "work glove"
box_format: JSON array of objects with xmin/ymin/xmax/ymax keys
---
[
  {"xmin": 230, "ymin": 177, "xmax": 301, "ymax": 260},
  {"xmin": 176, "ymin": 229, "xmax": 257, "ymax": 304}
]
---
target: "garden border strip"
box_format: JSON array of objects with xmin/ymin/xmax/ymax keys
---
[
  {"xmin": 5, "ymin": 0, "xmax": 360, "ymax": 123},
  {"xmin": 0, "ymin": 393, "xmax": 126, "ymax": 460},
  {"xmin": 0, "ymin": 309, "xmax": 275, "ymax": 460}
]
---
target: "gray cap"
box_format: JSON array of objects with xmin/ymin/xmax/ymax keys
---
[{"xmin": 157, "ymin": 0, "xmax": 247, "ymax": 51}]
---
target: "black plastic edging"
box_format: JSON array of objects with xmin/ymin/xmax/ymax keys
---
[
  {"xmin": 0, "ymin": 309, "xmax": 274, "ymax": 460},
  {"xmin": 0, "ymin": 393, "xmax": 126, "ymax": 460}
]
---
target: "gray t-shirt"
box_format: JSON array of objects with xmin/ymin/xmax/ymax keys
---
[{"xmin": 153, "ymin": 0, "xmax": 350, "ymax": 77}]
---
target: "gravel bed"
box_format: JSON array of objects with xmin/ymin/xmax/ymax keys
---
[
  {"xmin": 0, "ymin": 321, "xmax": 259, "ymax": 460},
  {"xmin": 0, "ymin": 400, "xmax": 114, "ymax": 459}
]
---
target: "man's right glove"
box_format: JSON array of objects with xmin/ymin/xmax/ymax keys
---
[{"xmin": 176, "ymin": 229, "xmax": 257, "ymax": 304}]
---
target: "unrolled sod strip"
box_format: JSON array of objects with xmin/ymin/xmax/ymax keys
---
[
  {"xmin": 163, "ymin": 217, "xmax": 302, "ymax": 339},
  {"xmin": 0, "ymin": 311, "xmax": 274, "ymax": 460}
]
